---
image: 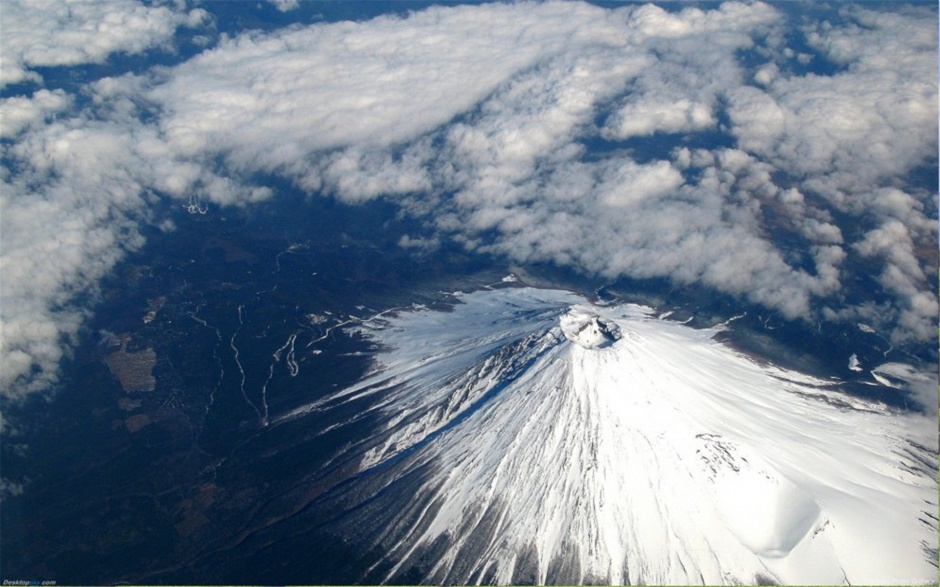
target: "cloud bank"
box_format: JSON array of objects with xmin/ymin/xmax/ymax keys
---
[
  {"xmin": 0, "ymin": 0, "xmax": 207, "ymax": 88},
  {"xmin": 1, "ymin": 1, "xmax": 937, "ymax": 399}
]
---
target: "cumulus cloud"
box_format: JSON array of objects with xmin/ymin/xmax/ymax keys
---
[
  {"xmin": 0, "ymin": 89, "xmax": 72, "ymax": 138},
  {"xmin": 0, "ymin": 90, "xmax": 266, "ymax": 398},
  {"xmin": 729, "ymin": 5, "xmax": 937, "ymax": 200},
  {"xmin": 725, "ymin": 4, "xmax": 938, "ymax": 341},
  {"xmin": 268, "ymin": 0, "xmax": 300, "ymax": 13},
  {"xmin": 0, "ymin": 0, "xmax": 208, "ymax": 88},
  {"xmin": 1, "ymin": 1, "xmax": 937, "ymax": 399},
  {"xmin": 147, "ymin": 1, "xmax": 640, "ymax": 169},
  {"xmin": 599, "ymin": 2, "xmax": 777, "ymax": 140},
  {"xmin": 1, "ymin": 118, "xmax": 150, "ymax": 397}
]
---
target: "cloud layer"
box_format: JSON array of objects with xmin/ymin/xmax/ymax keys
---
[
  {"xmin": 1, "ymin": 1, "xmax": 937, "ymax": 399},
  {"xmin": 0, "ymin": 0, "xmax": 207, "ymax": 88}
]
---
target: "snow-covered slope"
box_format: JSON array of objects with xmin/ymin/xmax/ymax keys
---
[{"xmin": 283, "ymin": 287, "xmax": 938, "ymax": 585}]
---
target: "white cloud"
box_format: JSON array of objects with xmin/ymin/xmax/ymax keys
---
[
  {"xmin": 0, "ymin": 89, "xmax": 72, "ymax": 138},
  {"xmin": 724, "ymin": 5, "xmax": 938, "ymax": 340},
  {"xmin": 729, "ymin": 5, "xmax": 937, "ymax": 194},
  {"xmin": 0, "ymin": 103, "xmax": 264, "ymax": 397},
  {"xmin": 854, "ymin": 219, "xmax": 937, "ymax": 342},
  {"xmin": 0, "ymin": 0, "xmax": 209, "ymax": 88},
  {"xmin": 268, "ymin": 0, "xmax": 300, "ymax": 13},
  {"xmin": 1, "ymin": 118, "xmax": 150, "ymax": 397},
  {"xmin": 603, "ymin": 98, "xmax": 715, "ymax": 140},
  {"xmin": 147, "ymin": 2, "xmax": 632, "ymax": 165},
  {"xmin": 1, "ymin": 1, "xmax": 936, "ymax": 400},
  {"xmin": 316, "ymin": 148, "xmax": 432, "ymax": 203}
]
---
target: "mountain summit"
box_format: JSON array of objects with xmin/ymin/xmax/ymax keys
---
[
  {"xmin": 279, "ymin": 287, "xmax": 937, "ymax": 585},
  {"xmin": 560, "ymin": 308, "xmax": 622, "ymax": 348}
]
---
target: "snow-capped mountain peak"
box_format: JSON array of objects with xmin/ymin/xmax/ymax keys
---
[
  {"xmin": 283, "ymin": 287, "xmax": 937, "ymax": 585},
  {"xmin": 560, "ymin": 307, "xmax": 622, "ymax": 349}
]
